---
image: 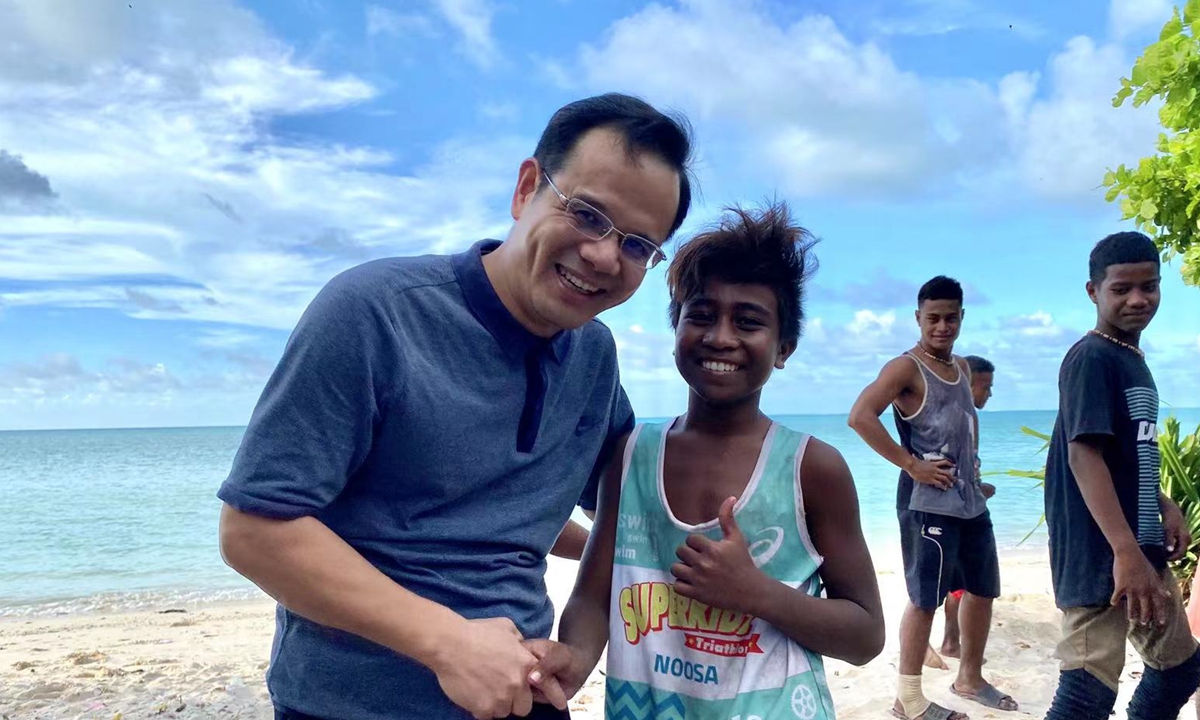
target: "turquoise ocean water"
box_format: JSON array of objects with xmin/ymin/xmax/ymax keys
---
[{"xmin": 3, "ymin": 409, "xmax": 1199, "ymax": 616}]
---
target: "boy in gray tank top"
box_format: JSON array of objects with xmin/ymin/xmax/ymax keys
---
[{"xmin": 849, "ymin": 276, "xmax": 1015, "ymax": 720}]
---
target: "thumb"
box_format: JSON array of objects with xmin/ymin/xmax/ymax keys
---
[{"xmin": 718, "ymin": 496, "xmax": 743, "ymax": 540}]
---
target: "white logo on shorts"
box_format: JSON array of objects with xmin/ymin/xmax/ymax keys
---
[{"xmin": 927, "ymin": 526, "xmax": 944, "ymax": 536}]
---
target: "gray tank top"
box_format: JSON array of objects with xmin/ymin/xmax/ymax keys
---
[{"xmin": 893, "ymin": 352, "xmax": 986, "ymax": 519}]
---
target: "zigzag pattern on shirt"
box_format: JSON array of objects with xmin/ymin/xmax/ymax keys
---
[{"xmin": 605, "ymin": 680, "xmax": 686, "ymax": 720}]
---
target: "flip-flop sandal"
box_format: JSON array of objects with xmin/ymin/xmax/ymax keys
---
[
  {"xmin": 890, "ymin": 701, "xmax": 965, "ymax": 720},
  {"xmin": 950, "ymin": 682, "xmax": 1018, "ymax": 711}
]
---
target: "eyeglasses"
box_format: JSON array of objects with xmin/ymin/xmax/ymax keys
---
[{"xmin": 541, "ymin": 171, "xmax": 667, "ymax": 270}]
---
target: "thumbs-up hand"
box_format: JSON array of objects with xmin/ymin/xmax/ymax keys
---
[{"xmin": 670, "ymin": 496, "xmax": 768, "ymax": 615}]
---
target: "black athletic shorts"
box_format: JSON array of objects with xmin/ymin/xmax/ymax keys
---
[
  {"xmin": 275, "ymin": 703, "xmax": 571, "ymax": 720},
  {"xmin": 898, "ymin": 508, "xmax": 1000, "ymax": 610}
]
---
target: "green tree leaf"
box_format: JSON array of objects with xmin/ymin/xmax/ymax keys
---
[
  {"xmin": 1106, "ymin": 14, "xmax": 1200, "ymax": 286},
  {"xmin": 1162, "ymin": 13, "xmax": 1184, "ymax": 41},
  {"xmin": 1187, "ymin": 0, "xmax": 1200, "ymax": 26},
  {"xmin": 1132, "ymin": 62, "xmax": 1149, "ymax": 85}
]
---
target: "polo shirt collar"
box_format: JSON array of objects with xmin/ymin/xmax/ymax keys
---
[{"xmin": 451, "ymin": 240, "xmax": 572, "ymax": 364}]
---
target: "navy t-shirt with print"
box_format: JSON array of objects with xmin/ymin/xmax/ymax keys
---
[{"xmin": 1045, "ymin": 333, "xmax": 1165, "ymax": 609}]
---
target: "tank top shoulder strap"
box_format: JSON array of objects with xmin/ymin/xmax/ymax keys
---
[
  {"xmin": 895, "ymin": 352, "xmax": 930, "ymax": 421},
  {"xmin": 901, "ymin": 350, "xmax": 931, "ymax": 378},
  {"xmin": 622, "ymin": 420, "xmax": 669, "ymax": 494},
  {"xmin": 777, "ymin": 426, "xmax": 824, "ymax": 570}
]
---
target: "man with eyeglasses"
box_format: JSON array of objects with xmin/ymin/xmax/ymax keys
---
[{"xmin": 217, "ymin": 94, "xmax": 693, "ymax": 720}]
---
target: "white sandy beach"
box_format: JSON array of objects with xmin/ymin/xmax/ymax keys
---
[{"xmin": 2, "ymin": 550, "xmax": 1194, "ymax": 720}]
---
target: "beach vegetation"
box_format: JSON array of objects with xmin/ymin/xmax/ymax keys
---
[
  {"xmin": 1103, "ymin": 0, "xmax": 1200, "ymax": 286},
  {"xmin": 1004, "ymin": 419, "xmax": 1200, "ymax": 598}
]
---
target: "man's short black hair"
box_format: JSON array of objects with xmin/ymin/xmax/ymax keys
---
[
  {"xmin": 966, "ymin": 355, "xmax": 994, "ymax": 375},
  {"xmin": 917, "ymin": 275, "xmax": 963, "ymax": 306},
  {"xmin": 1089, "ymin": 231, "xmax": 1160, "ymax": 284},
  {"xmin": 667, "ymin": 200, "xmax": 818, "ymax": 345},
  {"xmin": 533, "ymin": 93, "xmax": 695, "ymax": 238}
]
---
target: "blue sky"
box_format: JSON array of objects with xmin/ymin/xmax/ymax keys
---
[{"xmin": 1, "ymin": 0, "xmax": 1197, "ymax": 431}]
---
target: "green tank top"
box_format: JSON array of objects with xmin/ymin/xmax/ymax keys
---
[{"xmin": 604, "ymin": 419, "xmax": 836, "ymax": 720}]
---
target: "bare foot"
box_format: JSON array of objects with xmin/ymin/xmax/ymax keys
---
[
  {"xmin": 891, "ymin": 698, "xmax": 969, "ymax": 719},
  {"xmin": 924, "ymin": 644, "xmax": 949, "ymax": 670},
  {"xmin": 941, "ymin": 645, "xmax": 988, "ymax": 664}
]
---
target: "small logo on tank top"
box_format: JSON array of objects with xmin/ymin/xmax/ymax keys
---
[
  {"xmin": 792, "ymin": 684, "xmax": 819, "ymax": 719},
  {"xmin": 748, "ymin": 526, "xmax": 785, "ymax": 569}
]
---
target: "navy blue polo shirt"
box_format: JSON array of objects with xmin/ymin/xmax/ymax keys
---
[{"xmin": 218, "ymin": 240, "xmax": 633, "ymax": 720}]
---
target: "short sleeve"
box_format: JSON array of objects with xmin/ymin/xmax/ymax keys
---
[
  {"xmin": 578, "ymin": 383, "xmax": 634, "ymax": 512},
  {"xmin": 1059, "ymin": 345, "xmax": 1117, "ymax": 444},
  {"xmin": 217, "ymin": 267, "xmax": 400, "ymax": 519}
]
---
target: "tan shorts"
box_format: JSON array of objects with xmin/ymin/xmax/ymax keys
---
[{"xmin": 1058, "ymin": 569, "xmax": 1200, "ymax": 691}]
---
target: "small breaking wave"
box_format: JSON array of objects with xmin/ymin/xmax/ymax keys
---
[{"xmin": 0, "ymin": 585, "xmax": 269, "ymax": 618}]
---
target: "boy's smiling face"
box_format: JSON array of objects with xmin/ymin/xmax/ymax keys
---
[
  {"xmin": 1087, "ymin": 260, "xmax": 1160, "ymax": 338},
  {"xmin": 674, "ymin": 279, "xmax": 795, "ymax": 406}
]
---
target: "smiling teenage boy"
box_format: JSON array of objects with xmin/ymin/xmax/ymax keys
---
[
  {"xmin": 1043, "ymin": 231, "xmax": 1200, "ymax": 720},
  {"xmin": 849, "ymin": 276, "xmax": 1016, "ymax": 720},
  {"xmin": 532, "ymin": 202, "xmax": 885, "ymax": 719},
  {"xmin": 926, "ymin": 355, "xmax": 998, "ymax": 670}
]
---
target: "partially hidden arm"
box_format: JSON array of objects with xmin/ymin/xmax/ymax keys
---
[
  {"xmin": 552, "ymin": 432, "xmax": 629, "ymax": 694},
  {"xmin": 550, "ymin": 519, "xmax": 592, "ymax": 561}
]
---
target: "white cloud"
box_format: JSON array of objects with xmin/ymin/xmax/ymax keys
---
[
  {"xmin": 563, "ymin": 0, "xmax": 1172, "ymax": 204},
  {"xmin": 848, "ymin": 309, "xmax": 897, "ymax": 336},
  {"xmin": 195, "ymin": 328, "xmax": 262, "ymax": 349},
  {"xmin": 610, "ymin": 324, "xmax": 687, "ymax": 417},
  {"xmin": 0, "ymin": 0, "xmax": 279, "ymax": 84},
  {"xmin": 0, "ymin": 350, "xmax": 283, "ymax": 428},
  {"xmin": 0, "ymin": 0, "xmax": 533, "ymax": 331},
  {"xmin": 201, "ymin": 56, "xmax": 374, "ymax": 113},
  {"xmin": 1000, "ymin": 310, "xmax": 1067, "ymax": 338},
  {"xmin": 0, "ymin": 354, "xmax": 182, "ymax": 399},
  {"xmin": 572, "ymin": 1, "xmax": 1009, "ymax": 199},
  {"xmin": 0, "ymin": 232, "xmax": 174, "ymax": 282},
  {"xmin": 1001, "ymin": 36, "xmax": 1161, "ymax": 200},
  {"xmin": 363, "ymin": 0, "xmax": 499, "ymax": 67},
  {"xmin": 365, "ymin": 5, "xmax": 436, "ymax": 38},
  {"xmin": 1110, "ymin": 0, "xmax": 1173, "ymax": 39},
  {"xmin": 431, "ymin": 0, "xmax": 500, "ymax": 68}
]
